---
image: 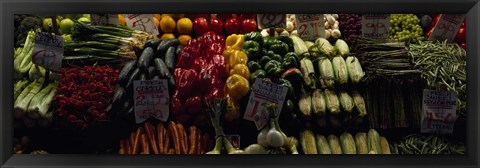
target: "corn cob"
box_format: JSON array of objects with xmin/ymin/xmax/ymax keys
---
[
  {"xmin": 367, "ymin": 129, "xmax": 381, "ymax": 154},
  {"xmin": 300, "ymin": 130, "xmax": 318, "ymax": 154},
  {"xmin": 345, "ymin": 56, "xmax": 365, "ymax": 84},
  {"xmin": 318, "ymin": 57, "xmax": 335, "ymax": 88},
  {"xmin": 312, "ymin": 89, "xmax": 326, "ymax": 116},
  {"xmin": 351, "ymin": 91, "xmax": 367, "ymax": 116},
  {"xmin": 324, "ymin": 89, "xmax": 341, "ymax": 114},
  {"xmin": 380, "ymin": 136, "xmax": 391, "ymax": 154},
  {"xmin": 300, "ymin": 58, "xmax": 316, "ymax": 89},
  {"xmin": 299, "ymin": 92, "xmax": 312, "ymax": 116},
  {"xmin": 340, "ymin": 132, "xmax": 357, "ymax": 154},
  {"xmin": 338, "ymin": 90, "xmax": 354, "ymax": 113},
  {"xmin": 328, "ymin": 135, "xmax": 342, "ymax": 154},
  {"xmin": 315, "ymin": 134, "xmax": 332, "ymax": 154},
  {"xmin": 354, "ymin": 132, "xmax": 369, "ymax": 154},
  {"xmin": 332, "ymin": 56, "xmax": 349, "ymax": 84}
]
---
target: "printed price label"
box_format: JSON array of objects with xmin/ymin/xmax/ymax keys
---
[
  {"xmin": 296, "ymin": 14, "xmax": 325, "ymax": 41},
  {"xmin": 362, "ymin": 14, "xmax": 390, "ymax": 39},
  {"xmin": 124, "ymin": 14, "xmax": 159, "ymax": 35},
  {"xmin": 257, "ymin": 14, "xmax": 287, "ymax": 29},
  {"xmin": 428, "ymin": 14, "xmax": 465, "ymax": 42},
  {"xmin": 133, "ymin": 80, "xmax": 170, "ymax": 123},
  {"xmin": 90, "ymin": 14, "xmax": 119, "ymax": 26},
  {"xmin": 226, "ymin": 135, "xmax": 241, "ymax": 149},
  {"xmin": 244, "ymin": 78, "xmax": 288, "ymax": 130},
  {"xmin": 31, "ymin": 32, "xmax": 64, "ymax": 72},
  {"xmin": 421, "ymin": 89, "xmax": 457, "ymax": 134}
]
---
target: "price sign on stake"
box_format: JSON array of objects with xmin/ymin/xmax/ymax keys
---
[
  {"xmin": 257, "ymin": 14, "xmax": 287, "ymax": 29},
  {"xmin": 244, "ymin": 78, "xmax": 288, "ymax": 130},
  {"xmin": 421, "ymin": 89, "xmax": 457, "ymax": 134},
  {"xmin": 133, "ymin": 80, "xmax": 170, "ymax": 123},
  {"xmin": 428, "ymin": 14, "xmax": 465, "ymax": 42},
  {"xmin": 31, "ymin": 32, "xmax": 64, "ymax": 72},
  {"xmin": 296, "ymin": 14, "xmax": 325, "ymax": 40},
  {"xmin": 362, "ymin": 14, "xmax": 390, "ymax": 39},
  {"xmin": 124, "ymin": 14, "xmax": 159, "ymax": 35},
  {"xmin": 90, "ymin": 14, "xmax": 119, "ymax": 26}
]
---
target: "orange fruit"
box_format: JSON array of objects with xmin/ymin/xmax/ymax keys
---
[
  {"xmin": 153, "ymin": 14, "xmax": 162, "ymax": 21},
  {"xmin": 160, "ymin": 33, "xmax": 175, "ymax": 40},
  {"xmin": 153, "ymin": 17, "xmax": 160, "ymax": 29},
  {"xmin": 178, "ymin": 35, "xmax": 192, "ymax": 46},
  {"xmin": 176, "ymin": 18, "xmax": 193, "ymax": 35},
  {"xmin": 118, "ymin": 14, "xmax": 126, "ymax": 25},
  {"xmin": 159, "ymin": 16, "xmax": 176, "ymax": 33},
  {"xmin": 163, "ymin": 14, "xmax": 185, "ymax": 20}
]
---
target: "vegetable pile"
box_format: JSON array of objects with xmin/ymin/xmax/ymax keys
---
[
  {"xmin": 390, "ymin": 134, "xmax": 465, "ymax": 154},
  {"xmin": 118, "ymin": 121, "xmax": 212, "ymax": 154},
  {"xmin": 338, "ymin": 14, "xmax": 362, "ymax": 45},
  {"xmin": 389, "ymin": 14, "xmax": 425, "ymax": 43},
  {"xmin": 53, "ymin": 65, "xmax": 119, "ymax": 129}
]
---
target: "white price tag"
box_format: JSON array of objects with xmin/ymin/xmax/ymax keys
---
[
  {"xmin": 257, "ymin": 14, "xmax": 287, "ymax": 29},
  {"xmin": 133, "ymin": 80, "xmax": 170, "ymax": 123},
  {"xmin": 421, "ymin": 89, "xmax": 457, "ymax": 134},
  {"xmin": 295, "ymin": 14, "xmax": 325, "ymax": 41},
  {"xmin": 31, "ymin": 32, "xmax": 64, "ymax": 72},
  {"xmin": 244, "ymin": 78, "xmax": 288, "ymax": 130},
  {"xmin": 428, "ymin": 14, "xmax": 465, "ymax": 42},
  {"xmin": 90, "ymin": 14, "xmax": 119, "ymax": 26},
  {"xmin": 361, "ymin": 14, "xmax": 390, "ymax": 39},
  {"xmin": 124, "ymin": 14, "xmax": 159, "ymax": 35}
]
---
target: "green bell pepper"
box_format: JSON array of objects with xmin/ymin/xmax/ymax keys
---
[
  {"xmin": 247, "ymin": 61, "xmax": 262, "ymax": 73},
  {"xmin": 279, "ymin": 78, "xmax": 294, "ymax": 98},
  {"xmin": 277, "ymin": 35, "xmax": 294, "ymax": 52},
  {"xmin": 264, "ymin": 60, "xmax": 284, "ymax": 79},
  {"xmin": 263, "ymin": 36, "xmax": 276, "ymax": 50},
  {"xmin": 243, "ymin": 40, "xmax": 261, "ymax": 60},
  {"xmin": 259, "ymin": 55, "xmax": 271, "ymax": 67},
  {"xmin": 282, "ymin": 52, "xmax": 300, "ymax": 69},
  {"xmin": 249, "ymin": 69, "xmax": 266, "ymax": 84},
  {"xmin": 266, "ymin": 50, "xmax": 282, "ymax": 62},
  {"xmin": 244, "ymin": 32, "xmax": 263, "ymax": 45},
  {"xmin": 270, "ymin": 42, "xmax": 289, "ymax": 56}
]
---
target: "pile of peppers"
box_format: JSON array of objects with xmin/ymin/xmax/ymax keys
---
[
  {"xmin": 172, "ymin": 31, "xmax": 227, "ymax": 127},
  {"xmin": 426, "ymin": 14, "xmax": 466, "ymax": 49}
]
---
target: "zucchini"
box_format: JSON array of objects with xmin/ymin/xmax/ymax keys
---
[
  {"xmin": 165, "ymin": 46, "xmax": 176, "ymax": 71},
  {"xmin": 118, "ymin": 60, "xmax": 137, "ymax": 86},
  {"xmin": 157, "ymin": 38, "xmax": 180, "ymax": 54},
  {"xmin": 315, "ymin": 134, "xmax": 332, "ymax": 154},
  {"xmin": 147, "ymin": 66, "xmax": 157, "ymax": 79},
  {"xmin": 144, "ymin": 39, "xmax": 162, "ymax": 49},
  {"xmin": 140, "ymin": 72, "xmax": 147, "ymax": 81},
  {"xmin": 121, "ymin": 100, "xmax": 131, "ymax": 113},
  {"xmin": 152, "ymin": 75, "xmax": 161, "ymax": 80},
  {"xmin": 153, "ymin": 58, "xmax": 170, "ymax": 79},
  {"xmin": 176, "ymin": 45, "xmax": 184, "ymax": 55},
  {"xmin": 126, "ymin": 68, "xmax": 141, "ymax": 90},
  {"xmin": 111, "ymin": 86, "xmax": 126, "ymax": 106},
  {"xmin": 138, "ymin": 47, "xmax": 155, "ymax": 70}
]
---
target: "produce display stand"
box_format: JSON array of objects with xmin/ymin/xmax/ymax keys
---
[{"xmin": 12, "ymin": 13, "xmax": 467, "ymax": 155}]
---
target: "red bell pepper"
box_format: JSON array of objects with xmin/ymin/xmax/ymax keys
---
[
  {"xmin": 206, "ymin": 87, "xmax": 224, "ymax": 100},
  {"xmin": 176, "ymin": 47, "xmax": 199, "ymax": 69},
  {"xmin": 211, "ymin": 54, "xmax": 228, "ymax": 79},
  {"xmin": 198, "ymin": 63, "xmax": 217, "ymax": 94},
  {"xmin": 185, "ymin": 95, "xmax": 203, "ymax": 115},
  {"xmin": 193, "ymin": 57, "xmax": 208, "ymax": 73},
  {"xmin": 206, "ymin": 42, "xmax": 225, "ymax": 59},
  {"xmin": 176, "ymin": 68, "xmax": 198, "ymax": 97}
]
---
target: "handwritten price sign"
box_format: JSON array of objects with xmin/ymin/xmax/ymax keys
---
[
  {"xmin": 362, "ymin": 14, "xmax": 390, "ymax": 39},
  {"xmin": 124, "ymin": 14, "xmax": 159, "ymax": 35},
  {"xmin": 31, "ymin": 32, "xmax": 63, "ymax": 72},
  {"xmin": 421, "ymin": 89, "xmax": 457, "ymax": 134},
  {"xmin": 133, "ymin": 80, "xmax": 170, "ymax": 123},
  {"xmin": 90, "ymin": 14, "xmax": 119, "ymax": 26},
  {"xmin": 428, "ymin": 14, "xmax": 465, "ymax": 42},
  {"xmin": 257, "ymin": 14, "xmax": 287, "ymax": 29},
  {"xmin": 244, "ymin": 78, "xmax": 288, "ymax": 130},
  {"xmin": 295, "ymin": 14, "xmax": 325, "ymax": 41}
]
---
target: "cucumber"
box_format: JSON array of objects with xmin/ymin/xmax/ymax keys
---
[
  {"xmin": 140, "ymin": 72, "xmax": 147, "ymax": 81},
  {"xmin": 121, "ymin": 100, "xmax": 131, "ymax": 113},
  {"xmin": 111, "ymin": 86, "xmax": 126, "ymax": 106},
  {"xmin": 118, "ymin": 60, "xmax": 137, "ymax": 86},
  {"xmin": 157, "ymin": 38, "xmax": 180, "ymax": 55},
  {"xmin": 175, "ymin": 45, "xmax": 184, "ymax": 55},
  {"xmin": 154, "ymin": 58, "xmax": 171, "ymax": 79},
  {"xmin": 165, "ymin": 46, "xmax": 176, "ymax": 71},
  {"xmin": 147, "ymin": 66, "xmax": 157, "ymax": 79},
  {"xmin": 126, "ymin": 68, "xmax": 141, "ymax": 90},
  {"xmin": 152, "ymin": 75, "xmax": 160, "ymax": 80},
  {"xmin": 138, "ymin": 47, "xmax": 155, "ymax": 70},
  {"xmin": 144, "ymin": 39, "xmax": 162, "ymax": 49}
]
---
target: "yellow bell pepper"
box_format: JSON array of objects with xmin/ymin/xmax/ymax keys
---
[
  {"xmin": 226, "ymin": 74, "xmax": 250, "ymax": 101},
  {"xmin": 228, "ymin": 50, "xmax": 248, "ymax": 70},
  {"xmin": 225, "ymin": 34, "xmax": 245, "ymax": 50},
  {"xmin": 229, "ymin": 64, "xmax": 250, "ymax": 80}
]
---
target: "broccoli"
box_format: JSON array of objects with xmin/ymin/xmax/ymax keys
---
[{"xmin": 15, "ymin": 16, "xmax": 42, "ymax": 47}]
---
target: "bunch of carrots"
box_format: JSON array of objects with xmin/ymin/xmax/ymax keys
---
[{"xmin": 118, "ymin": 121, "xmax": 213, "ymax": 154}]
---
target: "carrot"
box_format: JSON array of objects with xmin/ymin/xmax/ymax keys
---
[
  {"xmin": 168, "ymin": 148, "xmax": 175, "ymax": 154},
  {"xmin": 164, "ymin": 128, "xmax": 170, "ymax": 154},
  {"xmin": 141, "ymin": 133, "xmax": 150, "ymax": 154},
  {"xmin": 176, "ymin": 123, "xmax": 188, "ymax": 154},
  {"xmin": 143, "ymin": 122, "xmax": 158, "ymax": 154},
  {"xmin": 133, "ymin": 127, "xmax": 144, "ymax": 154},
  {"xmin": 168, "ymin": 121, "xmax": 180, "ymax": 154},
  {"xmin": 119, "ymin": 140, "xmax": 126, "ymax": 154},
  {"xmin": 130, "ymin": 132, "xmax": 135, "ymax": 148},
  {"xmin": 188, "ymin": 126, "xmax": 197, "ymax": 154},
  {"xmin": 126, "ymin": 138, "xmax": 132, "ymax": 154},
  {"xmin": 196, "ymin": 129, "xmax": 202, "ymax": 154},
  {"xmin": 157, "ymin": 123, "xmax": 165, "ymax": 154}
]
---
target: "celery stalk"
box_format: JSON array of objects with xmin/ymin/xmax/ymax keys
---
[
  {"xmin": 27, "ymin": 82, "xmax": 55, "ymax": 118},
  {"xmin": 14, "ymin": 81, "xmax": 42, "ymax": 119}
]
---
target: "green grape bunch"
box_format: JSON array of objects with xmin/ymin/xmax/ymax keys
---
[{"xmin": 389, "ymin": 14, "xmax": 425, "ymax": 43}]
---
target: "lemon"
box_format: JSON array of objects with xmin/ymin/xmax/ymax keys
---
[
  {"xmin": 160, "ymin": 33, "xmax": 175, "ymax": 40},
  {"xmin": 160, "ymin": 16, "xmax": 176, "ymax": 33},
  {"xmin": 176, "ymin": 18, "xmax": 193, "ymax": 35},
  {"xmin": 162, "ymin": 14, "xmax": 185, "ymax": 20},
  {"xmin": 153, "ymin": 14, "xmax": 162, "ymax": 21},
  {"xmin": 153, "ymin": 17, "xmax": 160, "ymax": 29},
  {"xmin": 118, "ymin": 14, "xmax": 126, "ymax": 25},
  {"xmin": 178, "ymin": 35, "xmax": 192, "ymax": 46}
]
